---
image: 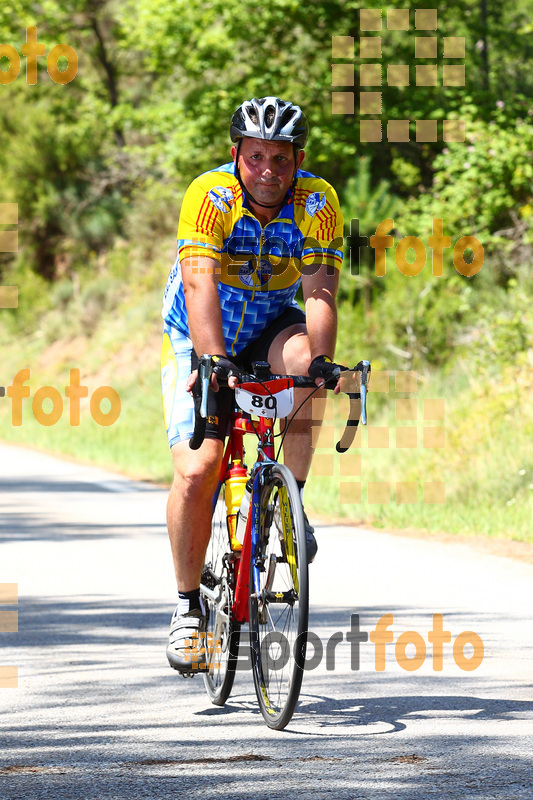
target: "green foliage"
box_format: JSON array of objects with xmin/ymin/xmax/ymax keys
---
[
  {"xmin": 0, "ymin": 93, "xmax": 128, "ymax": 280},
  {"xmin": 339, "ymin": 157, "xmax": 399, "ymax": 307},
  {"xmin": 342, "ymin": 158, "xmax": 399, "ymax": 235},
  {"xmin": 398, "ymin": 115, "xmax": 533, "ymax": 272}
]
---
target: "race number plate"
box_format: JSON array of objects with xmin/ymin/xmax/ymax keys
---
[{"xmin": 235, "ymin": 379, "xmax": 294, "ymax": 417}]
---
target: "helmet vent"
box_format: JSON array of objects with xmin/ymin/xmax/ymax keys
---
[{"xmin": 265, "ymin": 106, "xmax": 276, "ymax": 128}]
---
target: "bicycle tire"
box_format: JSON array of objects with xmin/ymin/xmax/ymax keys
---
[
  {"xmin": 248, "ymin": 463, "xmax": 309, "ymax": 730},
  {"xmin": 201, "ymin": 480, "xmax": 240, "ymax": 705}
]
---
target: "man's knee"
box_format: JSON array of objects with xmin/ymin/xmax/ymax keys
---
[
  {"xmin": 171, "ymin": 438, "xmax": 222, "ymax": 491},
  {"xmin": 268, "ymin": 324, "xmax": 311, "ymax": 374}
]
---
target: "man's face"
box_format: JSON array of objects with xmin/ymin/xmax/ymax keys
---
[{"xmin": 231, "ymin": 138, "xmax": 305, "ymax": 207}]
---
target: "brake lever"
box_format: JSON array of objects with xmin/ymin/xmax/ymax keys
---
[
  {"xmin": 335, "ymin": 361, "xmax": 371, "ymax": 454},
  {"xmin": 360, "ymin": 360, "xmax": 370, "ymax": 425},
  {"xmin": 198, "ymin": 354, "xmax": 213, "ymax": 419}
]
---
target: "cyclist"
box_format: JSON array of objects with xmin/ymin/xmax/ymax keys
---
[{"xmin": 161, "ymin": 96, "xmax": 347, "ymax": 672}]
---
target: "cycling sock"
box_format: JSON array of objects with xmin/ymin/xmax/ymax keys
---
[
  {"xmin": 296, "ymin": 479, "xmax": 305, "ymax": 503},
  {"xmin": 177, "ymin": 588, "xmax": 204, "ymax": 615}
]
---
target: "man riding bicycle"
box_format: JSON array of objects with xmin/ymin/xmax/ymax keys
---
[{"xmin": 161, "ymin": 96, "xmax": 346, "ymax": 672}]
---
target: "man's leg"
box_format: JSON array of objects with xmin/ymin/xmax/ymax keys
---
[
  {"xmin": 167, "ymin": 437, "xmax": 223, "ymax": 591},
  {"xmin": 165, "ymin": 437, "xmax": 223, "ymax": 672}
]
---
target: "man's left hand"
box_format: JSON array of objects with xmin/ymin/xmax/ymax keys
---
[{"xmin": 308, "ymin": 355, "xmax": 348, "ymax": 394}]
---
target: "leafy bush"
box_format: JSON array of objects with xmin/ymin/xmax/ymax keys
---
[{"xmin": 398, "ymin": 111, "xmax": 533, "ymax": 281}]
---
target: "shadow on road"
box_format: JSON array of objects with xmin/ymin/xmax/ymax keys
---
[
  {"xmin": 0, "ymin": 598, "xmax": 531, "ymax": 798},
  {"xmin": 0, "ymin": 513, "xmax": 165, "ymax": 543}
]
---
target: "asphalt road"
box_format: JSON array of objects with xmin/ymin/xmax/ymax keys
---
[{"xmin": 0, "ymin": 442, "xmax": 532, "ymax": 799}]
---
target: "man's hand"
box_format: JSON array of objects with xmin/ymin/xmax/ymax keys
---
[
  {"xmin": 308, "ymin": 355, "xmax": 348, "ymax": 395},
  {"xmin": 211, "ymin": 355, "xmax": 240, "ymax": 390},
  {"xmin": 186, "ymin": 355, "xmax": 240, "ymax": 395}
]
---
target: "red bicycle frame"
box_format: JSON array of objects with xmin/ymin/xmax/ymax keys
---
[{"xmin": 216, "ymin": 411, "xmax": 276, "ymax": 625}]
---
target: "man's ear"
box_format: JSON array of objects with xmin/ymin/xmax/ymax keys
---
[
  {"xmin": 296, "ymin": 150, "xmax": 305, "ymax": 168},
  {"xmin": 231, "ymin": 145, "xmax": 237, "ymax": 162}
]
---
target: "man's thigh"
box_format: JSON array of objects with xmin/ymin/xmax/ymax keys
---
[
  {"xmin": 238, "ymin": 306, "xmax": 308, "ymax": 374},
  {"xmin": 161, "ymin": 324, "xmax": 234, "ymax": 447}
]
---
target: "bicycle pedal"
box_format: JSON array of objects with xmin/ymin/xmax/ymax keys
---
[{"xmin": 169, "ymin": 663, "xmax": 198, "ymax": 679}]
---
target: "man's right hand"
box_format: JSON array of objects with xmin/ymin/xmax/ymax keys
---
[
  {"xmin": 186, "ymin": 355, "xmax": 240, "ymax": 395},
  {"xmin": 211, "ymin": 354, "xmax": 240, "ymax": 390}
]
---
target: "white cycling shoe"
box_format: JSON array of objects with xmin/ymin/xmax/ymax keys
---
[{"xmin": 166, "ymin": 607, "xmax": 207, "ymax": 674}]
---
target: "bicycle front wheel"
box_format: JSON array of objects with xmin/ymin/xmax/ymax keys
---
[
  {"xmin": 249, "ymin": 464, "xmax": 309, "ymax": 730},
  {"xmin": 201, "ymin": 481, "xmax": 240, "ymax": 706}
]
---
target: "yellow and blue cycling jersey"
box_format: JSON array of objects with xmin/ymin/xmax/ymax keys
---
[{"xmin": 161, "ymin": 161, "xmax": 344, "ymax": 357}]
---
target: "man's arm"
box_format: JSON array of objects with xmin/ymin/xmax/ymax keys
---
[
  {"xmin": 181, "ymin": 255, "xmax": 227, "ymax": 356},
  {"xmin": 181, "ymin": 255, "xmax": 239, "ymax": 391},
  {"xmin": 301, "ymin": 264, "xmax": 340, "ymax": 361}
]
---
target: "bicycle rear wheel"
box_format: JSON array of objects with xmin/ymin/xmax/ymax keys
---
[
  {"xmin": 249, "ymin": 464, "xmax": 309, "ymax": 730},
  {"xmin": 201, "ymin": 481, "xmax": 240, "ymax": 705}
]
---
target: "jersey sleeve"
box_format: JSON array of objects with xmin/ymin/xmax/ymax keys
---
[
  {"xmin": 176, "ymin": 176, "xmax": 224, "ymax": 263},
  {"xmin": 301, "ymin": 184, "xmax": 344, "ymax": 271}
]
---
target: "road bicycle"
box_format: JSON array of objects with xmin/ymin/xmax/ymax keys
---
[{"xmin": 190, "ymin": 355, "xmax": 370, "ymax": 730}]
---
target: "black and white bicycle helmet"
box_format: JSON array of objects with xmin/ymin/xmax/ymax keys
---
[
  {"xmin": 230, "ymin": 97, "xmax": 308, "ymax": 208},
  {"xmin": 230, "ymin": 96, "xmax": 309, "ymax": 150}
]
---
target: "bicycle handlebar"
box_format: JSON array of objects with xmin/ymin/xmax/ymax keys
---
[{"xmin": 189, "ymin": 355, "xmax": 370, "ymax": 452}]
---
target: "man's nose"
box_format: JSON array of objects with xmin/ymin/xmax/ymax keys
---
[{"xmin": 262, "ymin": 159, "xmax": 277, "ymax": 176}]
